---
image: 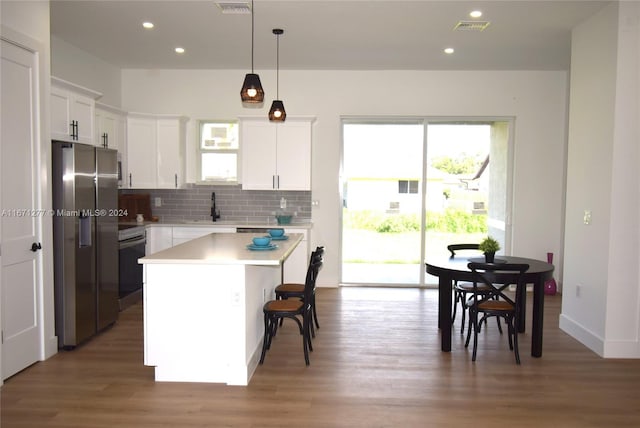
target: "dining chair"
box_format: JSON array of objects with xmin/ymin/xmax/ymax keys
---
[
  {"xmin": 465, "ymin": 262, "xmax": 529, "ymax": 364},
  {"xmin": 259, "ymin": 256, "xmax": 323, "ymax": 366},
  {"xmin": 447, "ymin": 244, "xmax": 489, "ymax": 334},
  {"xmin": 275, "ymin": 246, "xmax": 324, "ymax": 334}
]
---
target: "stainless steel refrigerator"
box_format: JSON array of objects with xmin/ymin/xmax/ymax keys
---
[{"xmin": 52, "ymin": 141, "xmax": 119, "ymax": 348}]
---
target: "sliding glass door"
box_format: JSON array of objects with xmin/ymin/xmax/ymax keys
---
[
  {"xmin": 341, "ymin": 122, "xmax": 424, "ymax": 285},
  {"xmin": 341, "ymin": 119, "xmax": 512, "ymax": 286}
]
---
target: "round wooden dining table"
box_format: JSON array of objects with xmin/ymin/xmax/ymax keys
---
[{"xmin": 425, "ymin": 255, "xmax": 554, "ymax": 357}]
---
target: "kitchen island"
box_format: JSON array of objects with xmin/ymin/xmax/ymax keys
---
[{"xmin": 139, "ymin": 232, "xmax": 303, "ymax": 385}]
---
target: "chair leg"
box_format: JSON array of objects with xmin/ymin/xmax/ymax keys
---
[
  {"xmin": 464, "ymin": 308, "xmax": 473, "ymax": 348},
  {"xmin": 452, "ymin": 290, "xmax": 459, "ymax": 325},
  {"xmin": 460, "ymin": 294, "xmax": 467, "ymax": 334},
  {"xmin": 259, "ymin": 314, "xmax": 271, "ymax": 364},
  {"xmin": 303, "ymin": 314, "xmax": 310, "ymax": 365},
  {"xmin": 471, "ymin": 311, "xmax": 479, "ymax": 362},
  {"xmin": 307, "ymin": 322, "xmax": 314, "ymax": 352},
  {"xmin": 312, "ymin": 294, "xmax": 320, "ymax": 329},
  {"xmin": 512, "ymin": 320, "xmax": 521, "ymax": 365},
  {"xmin": 266, "ymin": 316, "xmax": 277, "ymax": 349},
  {"xmin": 278, "ymin": 296, "xmax": 286, "ymax": 327}
]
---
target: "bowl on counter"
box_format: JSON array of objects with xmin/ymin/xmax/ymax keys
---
[
  {"xmin": 275, "ymin": 214, "xmax": 292, "ymax": 225},
  {"xmin": 268, "ymin": 228, "xmax": 285, "ymax": 237},
  {"xmin": 252, "ymin": 236, "xmax": 272, "ymax": 247}
]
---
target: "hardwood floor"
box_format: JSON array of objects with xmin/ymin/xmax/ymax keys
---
[{"xmin": 2, "ymin": 287, "xmax": 640, "ymax": 427}]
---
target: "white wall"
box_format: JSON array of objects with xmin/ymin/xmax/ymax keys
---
[
  {"xmin": 561, "ymin": 2, "xmax": 640, "ymax": 358},
  {"xmin": 122, "ymin": 68, "xmax": 569, "ymax": 288},
  {"xmin": 51, "ymin": 36, "xmax": 122, "ymax": 106}
]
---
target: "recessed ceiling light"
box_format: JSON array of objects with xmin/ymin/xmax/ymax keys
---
[
  {"xmin": 470, "ymin": 10, "xmax": 482, "ymax": 18},
  {"xmin": 444, "ymin": 47, "xmax": 455, "ymax": 54},
  {"xmin": 142, "ymin": 22, "xmax": 154, "ymax": 29},
  {"xmin": 175, "ymin": 47, "xmax": 185, "ymax": 54}
]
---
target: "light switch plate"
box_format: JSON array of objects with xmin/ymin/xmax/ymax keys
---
[{"xmin": 583, "ymin": 210, "xmax": 591, "ymax": 225}]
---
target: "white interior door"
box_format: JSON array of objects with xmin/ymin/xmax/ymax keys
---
[{"xmin": 1, "ymin": 39, "xmax": 42, "ymax": 379}]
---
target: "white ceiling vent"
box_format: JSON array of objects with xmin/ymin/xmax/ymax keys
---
[
  {"xmin": 215, "ymin": 2, "xmax": 251, "ymax": 14},
  {"xmin": 454, "ymin": 21, "xmax": 491, "ymax": 31}
]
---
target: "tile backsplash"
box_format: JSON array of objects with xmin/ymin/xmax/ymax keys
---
[{"xmin": 120, "ymin": 184, "xmax": 311, "ymax": 224}]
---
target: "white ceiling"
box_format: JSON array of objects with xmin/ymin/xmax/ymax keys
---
[{"xmin": 50, "ymin": 0, "xmax": 610, "ymax": 71}]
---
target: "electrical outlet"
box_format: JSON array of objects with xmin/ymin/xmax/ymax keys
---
[
  {"xmin": 232, "ymin": 291, "xmax": 241, "ymax": 306},
  {"xmin": 155, "ymin": 197, "xmax": 162, "ymax": 207},
  {"xmin": 583, "ymin": 210, "xmax": 591, "ymax": 225}
]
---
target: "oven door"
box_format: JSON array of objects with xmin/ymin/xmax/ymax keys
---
[{"xmin": 118, "ymin": 235, "xmax": 145, "ymax": 310}]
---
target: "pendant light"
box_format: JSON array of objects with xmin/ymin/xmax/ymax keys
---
[
  {"xmin": 240, "ymin": 0, "xmax": 264, "ymax": 105},
  {"xmin": 268, "ymin": 28, "xmax": 286, "ymax": 122}
]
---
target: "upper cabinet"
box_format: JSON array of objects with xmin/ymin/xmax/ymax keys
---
[
  {"xmin": 95, "ymin": 103, "xmax": 126, "ymax": 152},
  {"xmin": 126, "ymin": 113, "xmax": 188, "ymax": 189},
  {"xmin": 51, "ymin": 77, "xmax": 102, "ymax": 145},
  {"xmin": 240, "ymin": 117, "xmax": 314, "ymax": 191}
]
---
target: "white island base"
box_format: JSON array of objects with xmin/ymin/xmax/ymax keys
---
[{"xmin": 141, "ymin": 233, "xmax": 303, "ymax": 385}]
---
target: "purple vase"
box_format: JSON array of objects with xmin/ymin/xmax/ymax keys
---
[{"xmin": 544, "ymin": 252, "xmax": 557, "ymax": 295}]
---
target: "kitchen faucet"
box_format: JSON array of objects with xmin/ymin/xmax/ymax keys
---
[{"xmin": 211, "ymin": 192, "xmax": 221, "ymax": 222}]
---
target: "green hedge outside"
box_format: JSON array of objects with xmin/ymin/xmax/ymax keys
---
[{"xmin": 343, "ymin": 209, "xmax": 487, "ymax": 234}]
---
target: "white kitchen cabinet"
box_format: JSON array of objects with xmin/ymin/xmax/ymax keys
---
[
  {"xmin": 95, "ymin": 103, "xmax": 126, "ymax": 152},
  {"xmin": 240, "ymin": 117, "xmax": 314, "ymax": 191},
  {"xmin": 126, "ymin": 113, "xmax": 188, "ymax": 189},
  {"xmin": 146, "ymin": 226, "xmax": 173, "ymax": 256},
  {"xmin": 283, "ymin": 228, "xmax": 309, "ymax": 283},
  {"xmin": 51, "ymin": 77, "xmax": 101, "ymax": 145},
  {"xmin": 171, "ymin": 226, "xmax": 236, "ymax": 247}
]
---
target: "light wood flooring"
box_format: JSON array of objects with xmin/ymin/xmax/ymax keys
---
[{"xmin": 2, "ymin": 287, "xmax": 640, "ymax": 427}]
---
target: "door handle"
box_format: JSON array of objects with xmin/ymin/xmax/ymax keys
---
[{"xmin": 30, "ymin": 242, "xmax": 42, "ymax": 252}]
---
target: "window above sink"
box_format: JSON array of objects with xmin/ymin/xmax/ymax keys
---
[{"xmin": 197, "ymin": 120, "xmax": 238, "ymax": 184}]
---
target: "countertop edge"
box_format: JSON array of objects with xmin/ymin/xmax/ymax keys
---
[
  {"xmin": 140, "ymin": 222, "xmax": 313, "ymax": 229},
  {"xmin": 139, "ymin": 233, "xmax": 304, "ymax": 265}
]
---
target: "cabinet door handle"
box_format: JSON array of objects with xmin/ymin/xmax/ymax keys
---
[
  {"xmin": 174, "ymin": 173, "xmax": 178, "ymax": 188},
  {"xmin": 70, "ymin": 120, "xmax": 78, "ymax": 139},
  {"xmin": 103, "ymin": 133, "xmax": 108, "ymax": 148},
  {"xmin": 129, "ymin": 173, "xmax": 132, "ymax": 187},
  {"xmin": 276, "ymin": 175, "xmax": 280, "ymax": 189}
]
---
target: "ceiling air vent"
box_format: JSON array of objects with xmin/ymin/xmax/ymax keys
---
[
  {"xmin": 215, "ymin": 2, "xmax": 251, "ymax": 14},
  {"xmin": 454, "ymin": 20, "xmax": 491, "ymax": 31}
]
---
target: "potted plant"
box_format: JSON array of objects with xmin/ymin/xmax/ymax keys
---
[{"xmin": 478, "ymin": 236, "xmax": 500, "ymax": 263}]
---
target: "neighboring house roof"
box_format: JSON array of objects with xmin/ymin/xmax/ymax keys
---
[{"xmin": 460, "ymin": 154, "xmax": 489, "ymax": 188}]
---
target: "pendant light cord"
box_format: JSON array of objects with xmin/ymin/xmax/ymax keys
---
[
  {"xmin": 276, "ymin": 31, "xmax": 280, "ymax": 98},
  {"xmin": 251, "ymin": 0, "xmax": 255, "ymax": 73}
]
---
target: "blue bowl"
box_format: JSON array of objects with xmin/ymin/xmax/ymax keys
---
[
  {"xmin": 276, "ymin": 215, "xmax": 292, "ymax": 225},
  {"xmin": 268, "ymin": 228, "xmax": 285, "ymax": 237},
  {"xmin": 252, "ymin": 236, "xmax": 272, "ymax": 247}
]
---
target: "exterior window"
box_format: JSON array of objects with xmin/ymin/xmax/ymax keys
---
[
  {"xmin": 398, "ymin": 180, "xmax": 419, "ymax": 194},
  {"xmin": 197, "ymin": 120, "xmax": 239, "ymax": 183}
]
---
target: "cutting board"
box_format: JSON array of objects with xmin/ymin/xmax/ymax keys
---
[{"xmin": 118, "ymin": 193, "xmax": 154, "ymax": 222}]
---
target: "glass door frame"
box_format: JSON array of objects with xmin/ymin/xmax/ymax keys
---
[{"xmin": 339, "ymin": 116, "xmax": 515, "ymax": 287}]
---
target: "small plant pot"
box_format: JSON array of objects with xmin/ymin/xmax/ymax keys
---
[{"xmin": 484, "ymin": 252, "xmax": 495, "ymax": 263}]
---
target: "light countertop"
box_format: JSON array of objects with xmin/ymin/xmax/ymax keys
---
[
  {"xmin": 137, "ymin": 220, "xmax": 312, "ymax": 229},
  {"xmin": 139, "ymin": 232, "xmax": 304, "ymax": 265}
]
